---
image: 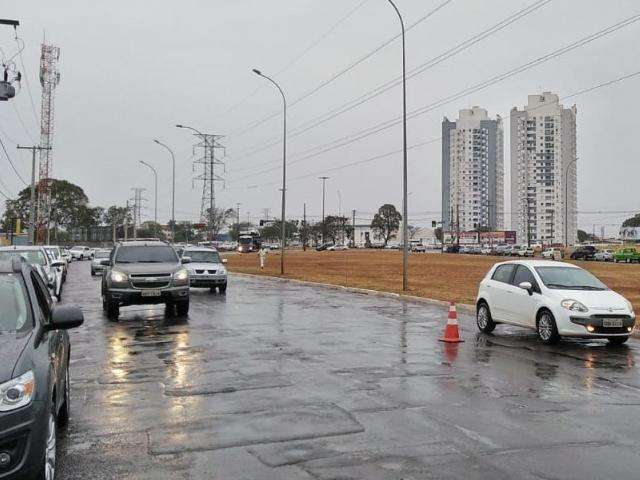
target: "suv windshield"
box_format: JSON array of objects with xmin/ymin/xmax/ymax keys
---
[
  {"xmin": 0, "ymin": 274, "xmax": 29, "ymax": 332},
  {"xmin": 535, "ymin": 266, "xmax": 608, "ymax": 291},
  {"xmin": 115, "ymin": 245, "xmax": 178, "ymax": 264},
  {"xmin": 184, "ymin": 250, "xmax": 221, "ymax": 263},
  {"xmin": 0, "ymin": 250, "xmax": 47, "ymax": 266}
]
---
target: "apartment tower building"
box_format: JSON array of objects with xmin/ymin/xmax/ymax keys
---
[
  {"xmin": 510, "ymin": 92, "xmax": 577, "ymax": 245},
  {"xmin": 442, "ymin": 107, "xmax": 504, "ymax": 233}
]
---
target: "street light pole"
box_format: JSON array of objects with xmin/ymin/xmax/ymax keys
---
[
  {"xmin": 153, "ymin": 139, "xmax": 176, "ymax": 240},
  {"xmin": 319, "ymin": 176, "xmax": 329, "ymax": 243},
  {"xmin": 564, "ymin": 157, "xmax": 577, "ymax": 247},
  {"xmin": 17, "ymin": 144, "xmax": 50, "ymax": 245},
  {"xmin": 387, "ymin": 0, "xmax": 409, "ymax": 292},
  {"xmin": 139, "ymin": 160, "xmax": 158, "ymax": 224},
  {"xmin": 253, "ymin": 68, "xmax": 287, "ymax": 275}
]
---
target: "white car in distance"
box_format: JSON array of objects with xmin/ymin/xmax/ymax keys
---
[
  {"xmin": 69, "ymin": 245, "xmax": 92, "ymax": 260},
  {"xmin": 476, "ymin": 260, "xmax": 635, "ymax": 345},
  {"xmin": 594, "ymin": 250, "xmax": 614, "ymax": 262}
]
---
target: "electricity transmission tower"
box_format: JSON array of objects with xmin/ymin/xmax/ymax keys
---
[
  {"xmin": 192, "ymin": 134, "xmax": 225, "ymax": 240},
  {"xmin": 36, "ymin": 42, "xmax": 60, "ymax": 244}
]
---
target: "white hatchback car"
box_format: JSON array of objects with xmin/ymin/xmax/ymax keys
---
[{"xmin": 476, "ymin": 260, "xmax": 635, "ymax": 345}]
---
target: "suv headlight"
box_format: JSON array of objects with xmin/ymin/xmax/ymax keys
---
[
  {"xmin": 218, "ymin": 265, "xmax": 227, "ymax": 274},
  {"xmin": 174, "ymin": 268, "xmax": 189, "ymax": 285},
  {"xmin": 110, "ymin": 270, "xmax": 128, "ymax": 284},
  {"xmin": 561, "ymin": 299, "xmax": 588, "ymax": 313},
  {"xmin": 0, "ymin": 371, "xmax": 35, "ymax": 412}
]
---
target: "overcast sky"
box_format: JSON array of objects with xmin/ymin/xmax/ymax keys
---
[{"xmin": 2, "ymin": 0, "xmax": 640, "ymax": 235}]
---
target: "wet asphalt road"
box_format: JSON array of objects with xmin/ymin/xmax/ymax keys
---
[{"xmin": 55, "ymin": 260, "xmax": 640, "ymax": 479}]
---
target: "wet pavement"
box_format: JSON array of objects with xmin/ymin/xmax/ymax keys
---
[{"xmin": 57, "ymin": 260, "xmax": 640, "ymax": 479}]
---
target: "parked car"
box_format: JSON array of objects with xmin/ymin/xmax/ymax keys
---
[
  {"xmin": 480, "ymin": 246, "xmax": 494, "ymax": 255},
  {"xmin": 443, "ymin": 244, "xmax": 460, "ymax": 254},
  {"xmin": 0, "ymin": 246, "xmax": 64, "ymax": 301},
  {"xmin": 182, "ymin": 247, "xmax": 228, "ymax": 293},
  {"xmin": 68, "ymin": 245, "xmax": 92, "ymax": 260},
  {"xmin": 541, "ymin": 248, "xmax": 564, "ymax": 260},
  {"xmin": 315, "ymin": 243, "xmax": 333, "ymax": 252},
  {"xmin": 44, "ymin": 245, "xmax": 67, "ymax": 283},
  {"xmin": 0, "ymin": 256, "xmax": 84, "ymax": 480},
  {"xmin": 476, "ymin": 260, "xmax": 635, "ymax": 344},
  {"xmin": 570, "ymin": 245, "xmax": 597, "ymax": 261},
  {"xmin": 327, "ymin": 244, "xmax": 348, "ymax": 251},
  {"xmin": 594, "ymin": 249, "xmax": 614, "ymax": 262},
  {"xmin": 100, "ymin": 239, "xmax": 191, "ymax": 320},
  {"xmin": 90, "ymin": 249, "xmax": 112, "ymax": 276},
  {"xmin": 516, "ymin": 246, "xmax": 535, "ymax": 257},
  {"xmin": 494, "ymin": 244, "xmax": 511, "ymax": 256},
  {"xmin": 411, "ymin": 243, "xmax": 426, "ymax": 253},
  {"xmin": 61, "ymin": 249, "xmax": 72, "ymax": 263},
  {"xmin": 613, "ymin": 248, "xmax": 640, "ymax": 263}
]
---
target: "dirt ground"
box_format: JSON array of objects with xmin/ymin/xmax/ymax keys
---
[{"xmin": 226, "ymin": 249, "xmax": 640, "ymax": 311}]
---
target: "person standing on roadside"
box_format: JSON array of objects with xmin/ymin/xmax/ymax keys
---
[{"xmin": 259, "ymin": 246, "xmax": 268, "ymax": 271}]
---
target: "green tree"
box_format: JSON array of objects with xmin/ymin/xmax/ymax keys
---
[
  {"xmin": 203, "ymin": 207, "xmax": 237, "ymax": 239},
  {"xmin": 137, "ymin": 221, "xmax": 166, "ymax": 240},
  {"xmin": 622, "ymin": 214, "xmax": 640, "ymax": 228},
  {"xmin": 318, "ymin": 216, "xmax": 350, "ymax": 244},
  {"xmin": 103, "ymin": 205, "xmax": 131, "ymax": 242},
  {"xmin": 370, "ymin": 204, "xmax": 402, "ymax": 246},
  {"xmin": 261, "ymin": 220, "xmax": 298, "ymax": 243},
  {"xmin": 577, "ymin": 229, "xmax": 596, "ymax": 243},
  {"xmin": 228, "ymin": 222, "xmax": 253, "ymax": 242}
]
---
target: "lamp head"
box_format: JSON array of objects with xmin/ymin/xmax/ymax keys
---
[
  {"xmin": 252, "ymin": 68, "xmax": 262, "ymax": 76},
  {"xmin": 175, "ymin": 124, "xmax": 184, "ymax": 128}
]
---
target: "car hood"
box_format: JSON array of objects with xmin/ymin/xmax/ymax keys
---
[
  {"xmin": 0, "ymin": 331, "xmax": 32, "ymax": 383},
  {"xmin": 188, "ymin": 262, "xmax": 225, "ymax": 271},
  {"xmin": 113, "ymin": 263, "xmax": 180, "ymax": 275},
  {"xmin": 548, "ymin": 289, "xmax": 631, "ymax": 312}
]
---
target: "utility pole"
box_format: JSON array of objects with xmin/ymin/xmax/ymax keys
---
[
  {"xmin": 131, "ymin": 188, "xmax": 145, "ymax": 238},
  {"xmin": 455, "ymin": 203, "xmax": 460, "ymax": 248},
  {"xmin": 319, "ymin": 176, "xmax": 329, "ymax": 243},
  {"xmin": 352, "ymin": 209, "xmax": 356, "ymax": 248},
  {"xmin": 17, "ymin": 145, "xmax": 50, "ymax": 245},
  {"xmin": 124, "ymin": 201, "xmax": 130, "ymax": 241},
  {"xmin": 303, "ymin": 203, "xmax": 307, "ymax": 251},
  {"xmin": 236, "ymin": 203, "xmax": 241, "ymax": 242}
]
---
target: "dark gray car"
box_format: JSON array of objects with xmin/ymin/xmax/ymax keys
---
[{"xmin": 100, "ymin": 240, "xmax": 190, "ymax": 320}]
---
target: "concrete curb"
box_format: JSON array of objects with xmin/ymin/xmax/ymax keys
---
[
  {"xmin": 230, "ymin": 272, "xmax": 639, "ymax": 339},
  {"xmin": 230, "ymin": 272, "xmax": 476, "ymax": 314}
]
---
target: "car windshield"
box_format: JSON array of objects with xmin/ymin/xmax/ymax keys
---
[
  {"xmin": 239, "ymin": 237, "xmax": 253, "ymax": 245},
  {"xmin": 534, "ymin": 266, "xmax": 608, "ymax": 291},
  {"xmin": 45, "ymin": 248, "xmax": 60, "ymax": 259},
  {"xmin": 0, "ymin": 274, "xmax": 29, "ymax": 332},
  {"xmin": 0, "ymin": 250, "xmax": 47, "ymax": 266},
  {"xmin": 95, "ymin": 250, "xmax": 111, "ymax": 259},
  {"xmin": 184, "ymin": 250, "xmax": 221, "ymax": 263},
  {"xmin": 115, "ymin": 246, "xmax": 178, "ymax": 264}
]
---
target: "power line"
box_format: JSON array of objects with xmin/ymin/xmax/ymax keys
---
[
  {"xmin": 11, "ymin": 102, "xmax": 36, "ymax": 144},
  {"xmin": 231, "ymin": 0, "xmax": 454, "ymax": 138},
  {"xmin": 0, "ymin": 135, "xmax": 27, "ymax": 185},
  {"xmin": 230, "ymin": 0, "xmax": 551, "ymax": 166},
  {"xmin": 227, "ymin": 67, "xmax": 640, "ymax": 191},
  {"xmin": 227, "ymin": 14, "xmax": 640, "ymax": 184}
]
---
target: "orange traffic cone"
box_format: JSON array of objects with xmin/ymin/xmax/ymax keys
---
[{"xmin": 439, "ymin": 302, "xmax": 464, "ymax": 343}]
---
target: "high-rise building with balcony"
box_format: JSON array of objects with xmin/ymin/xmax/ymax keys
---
[
  {"xmin": 442, "ymin": 107, "xmax": 504, "ymax": 233},
  {"xmin": 510, "ymin": 92, "xmax": 577, "ymax": 245}
]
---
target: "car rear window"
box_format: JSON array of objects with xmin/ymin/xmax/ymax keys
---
[
  {"xmin": 0, "ymin": 250, "xmax": 47, "ymax": 266},
  {"xmin": 0, "ymin": 274, "xmax": 30, "ymax": 332},
  {"xmin": 115, "ymin": 246, "xmax": 178, "ymax": 264},
  {"xmin": 492, "ymin": 264, "xmax": 515, "ymax": 283}
]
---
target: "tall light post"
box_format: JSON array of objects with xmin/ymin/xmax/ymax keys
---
[
  {"xmin": 564, "ymin": 157, "xmax": 577, "ymax": 246},
  {"xmin": 253, "ymin": 68, "xmax": 287, "ymax": 275},
  {"xmin": 153, "ymin": 139, "xmax": 176, "ymax": 240},
  {"xmin": 319, "ymin": 176, "xmax": 329, "ymax": 243},
  {"xmin": 139, "ymin": 161, "xmax": 158, "ymax": 225},
  {"xmin": 337, "ymin": 190, "xmax": 342, "ymax": 217},
  {"xmin": 387, "ymin": 0, "xmax": 409, "ymax": 292}
]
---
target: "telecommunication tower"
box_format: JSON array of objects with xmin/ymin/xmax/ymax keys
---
[{"xmin": 36, "ymin": 43, "xmax": 60, "ymax": 244}]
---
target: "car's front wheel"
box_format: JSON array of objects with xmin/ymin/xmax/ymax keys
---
[
  {"xmin": 58, "ymin": 363, "xmax": 70, "ymax": 427},
  {"xmin": 176, "ymin": 299, "xmax": 190, "ymax": 316},
  {"xmin": 219, "ymin": 283, "xmax": 227, "ymax": 294},
  {"xmin": 38, "ymin": 408, "xmax": 57, "ymax": 480},
  {"xmin": 537, "ymin": 310, "xmax": 560, "ymax": 344},
  {"xmin": 105, "ymin": 295, "xmax": 119, "ymax": 320},
  {"xmin": 476, "ymin": 302, "xmax": 496, "ymax": 333},
  {"xmin": 607, "ymin": 336, "xmax": 629, "ymax": 346}
]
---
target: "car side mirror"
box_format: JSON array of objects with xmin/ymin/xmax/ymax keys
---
[
  {"xmin": 49, "ymin": 304, "xmax": 84, "ymax": 330},
  {"xmin": 518, "ymin": 281, "xmax": 533, "ymax": 295},
  {"xmin": 100, "ymin": 259, "xmax": 110, "ymax": 266},
  {"xmin": 222, "ymin": 258, "xmax": 228, "ymax": 264},
  {"xmin": 181, "ymin": 256, "xmax": 191, "ymax": 264}
]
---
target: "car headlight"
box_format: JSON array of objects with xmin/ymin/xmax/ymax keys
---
[
  {"xmin": 218, "ymin": 265, "xmax": 227, "ymax": 274},
  {"xmin": 561, "ymin": 299, "xmax": 588, "ymax": 313},
  {"xmin": 0, "ymin": 371, "xmax": 35, "ymax": 412},
  {"xmin": 174, "ymin": 268, "xmax": 189, "ymax": 285},
  {"xmin": 624, "ymin": 299, "xmax": 635, "ymax": 316},
  {"xmin": 110, "ymin": 270, "xmax": 128, "ymax": 283}
]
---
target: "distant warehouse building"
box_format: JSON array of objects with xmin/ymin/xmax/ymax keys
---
[
  {"xmin": 510, "ymin": 92, "xmax": 577, "ymax": 245},
  {"xmin": 442, "ymin": 107, "xmax": 504, "ymax": 233}
]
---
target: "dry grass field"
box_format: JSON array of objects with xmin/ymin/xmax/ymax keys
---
[{"xmin": 226, "ymin": 249, "xmax": 640, "ymax": 312}]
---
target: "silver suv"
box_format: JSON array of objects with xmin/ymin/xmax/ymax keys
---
[{"xmin": 181, "ymin": 246, "xmax": 228, "ymax": 293}]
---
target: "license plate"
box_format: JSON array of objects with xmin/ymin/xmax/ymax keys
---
[
  {"xmin": 141, "ymin": 289, "xmax": 161, "ymax": 297},
  {"xmin": 602, "ymin": 318, "xmax": 623, "ymax": 328}
]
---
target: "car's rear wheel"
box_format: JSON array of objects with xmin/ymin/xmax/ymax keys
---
[
  {"xmin": 38, "ymin": 408, "xmax": 56, "ymax": 480},
  {"xmin": 607, "ymin": 336, "xmax": 629, "ymax": 346},
  {"xmin": 90, "ymin": 269, "xmax": 95, "ymax": 276},
  {"xmin": 537, "ymin": 310, "xmax": 560, "ymax": 344},
  {"xmin": 476, "ymin": 302, "xmax": 496, "ymax": 333}
]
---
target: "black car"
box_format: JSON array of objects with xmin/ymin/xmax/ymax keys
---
[
  {"xmin": 100, "ymin": 240, "xmax": 191, "ymax": 320},
  {"xmin": 0, "ymin": 257, "xmax": 84, "ymax": 480},
  {"xmin": 315, "ymin": 243, "xmax": 333, "ymax": 252},
  {"xmin": 570, "ymin": 245, "xmax": 597, "ymax": 261}
]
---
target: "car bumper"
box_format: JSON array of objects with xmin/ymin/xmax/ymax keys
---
[
  {"xmin": 91, "ymin": 264, "xmax": 106, "ymax": 271},
  {"xmin": 108, "ymin": 286, "xmax": 189, "ymax": 305},
  {"xmin": 556, "ymin": 311, "xmax": 636, "ymax": 337},
  {"xmin": 0, "ymin": 401, "xmax": 47, "ymax": 480},
  {"xmin": 189, "ymin": 275, "xmax": 227, "ymax": 288}
]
